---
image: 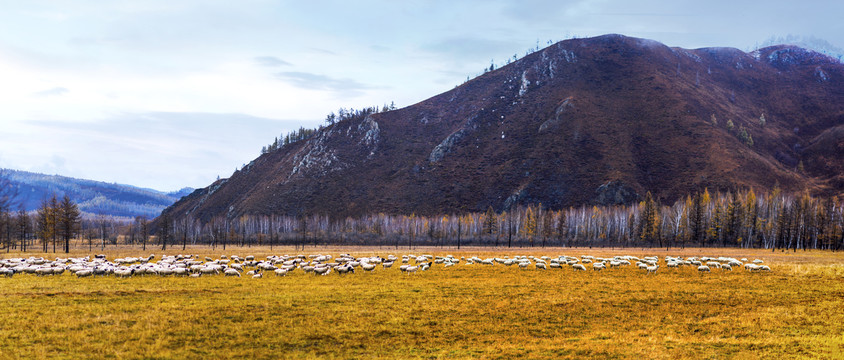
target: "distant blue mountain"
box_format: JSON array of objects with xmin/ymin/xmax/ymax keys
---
[{"xmin": 2, "ymin": 169, "xmax": 193, "ymax": 219}]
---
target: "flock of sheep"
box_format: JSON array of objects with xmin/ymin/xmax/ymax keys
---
[{"xmin": 0, "ymin": 252, "xmax": 771, "ymax": 279}]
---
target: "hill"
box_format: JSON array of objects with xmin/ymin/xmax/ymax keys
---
[
  {"xmin": 2, "ymin": 169, "xmax": 193, "ymax": 219},
  {"xmin": 164, "ymin": 34, "xmax": 844, "ymax": 222}
]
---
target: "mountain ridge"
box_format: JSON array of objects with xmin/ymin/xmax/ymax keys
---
[
  {"xmin": 163, "ymin": 34, "xmax": 844, "ymax": 222},
  {"xmin": 2, "ymin": 169, "xmax": 194, "ymax": 219}
]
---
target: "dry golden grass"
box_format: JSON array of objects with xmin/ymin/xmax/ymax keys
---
[{"xmin": 1, "ymin": 246, "xmax": 843, "ymax": 359}]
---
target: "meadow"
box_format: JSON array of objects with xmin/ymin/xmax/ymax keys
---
[{"xmin": 1, "ymin": 246, "xmax": 842, "ymax": 359}]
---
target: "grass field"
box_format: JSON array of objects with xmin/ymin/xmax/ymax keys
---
[{"xmin": 1, "ymin": 246, "xmax": 843, "ymax": 359}]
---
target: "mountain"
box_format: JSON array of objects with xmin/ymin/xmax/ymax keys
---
[
  {"xmin": 2, "ymin": 169, "xmax": 194, "ymax": 219},
  {"xmin": 164, "ymin": 34, "xmax": 844, "ymax": 222}
]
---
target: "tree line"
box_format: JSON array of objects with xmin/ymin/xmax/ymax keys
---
[
  {"xmin": 0, "ymin": 193, "xmax": 81, "ymax": 253},
  {"xmin": 144, "ymin": 188, "xmax": 840, "ymax": 252},
  {"xmin": 260, "ymin": 103, "xmax": 397, "ymax": 155},
  {"xmin": 2, "ymin": 187, "xmax": 841, "ymax": 252}
]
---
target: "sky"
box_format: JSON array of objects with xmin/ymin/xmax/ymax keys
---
[{"xmin": 1, "ymin": 0, "xmax": 842, "ymax": 192}]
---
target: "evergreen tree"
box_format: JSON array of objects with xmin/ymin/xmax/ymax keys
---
[
  {"xmin": 483, "ymin": 206, "xmax": 497, "ymax": 238},
  {"xmin": 58, "ymin": 195, "xmax": 80, "ymax": 253}
]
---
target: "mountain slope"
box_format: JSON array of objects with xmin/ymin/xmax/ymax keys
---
[
  {"xmin": 3, "ymin": 169, "xmax": 194, "ymax": 219},
  {"xmin": 165, "ymin": 34, "xmax": 844, "ymax": 222}
]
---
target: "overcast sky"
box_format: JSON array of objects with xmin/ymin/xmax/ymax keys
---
[{"xmin": 1, "ymin": 0, "xmax": 842, "ymax": 192}]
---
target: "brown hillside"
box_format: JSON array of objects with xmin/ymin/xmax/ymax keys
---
[{"xmin": 165, "ymin": 34, "xmax": 844, "ymax": 222}]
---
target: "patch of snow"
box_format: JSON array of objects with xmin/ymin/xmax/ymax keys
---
[
  {"xmin": 518, "ymin": 70, "xmax": 530, "ymax": 96},
  {"xmin": 815, "ymin": 66, "xmax": 829, "ymax": 82}
]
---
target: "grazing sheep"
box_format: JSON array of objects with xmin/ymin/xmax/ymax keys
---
[
  {"xmin": 405, "ymin": 265, "xmax": 419, "ymax": 275},
  {"xmin": 361, "ymin": 263, "xmax": 377, "ymax": 273},
  {"xmin": 274, "ymin": 268, "xmax": 289, "ymax": 277},
  {"xmin": 592, "ymin": 263, "xmax": 605, "ymax": 271},
  {"xmin": 224, "ymin": 269, "xmax": 241, "ymax": 277},
  {"xmin": 646, "ymin": 264, "xmax": 659, "ymax": 275},
  {"xmin": 535, "ymin": 262, "xmax": 547, "ymax": 270},
  {"xmin": 571, "ymin": 264, "xmax": 587, "ymax": 271},
  {"xmin": 75, "ymin": 269, "xmax": 93, "ymax": 278},
  {"xmin": 721, "ymin": 264, "xmax": 732, "ymax": 271},
  {"xmin": 697, "ymin": 265, "xmax": 711, "ymax": 272},
  {"xmin": 759, "ymin": 265, "xmax": 771, "ymax": 271},
  {"xmin": 252, "ymin": 272, "xmax": 263, "ymax": 279}
]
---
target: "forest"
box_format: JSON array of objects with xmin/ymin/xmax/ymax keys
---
[{"xmin": 2, "ymin": 186, "xmax": 841, "ymax": 252}]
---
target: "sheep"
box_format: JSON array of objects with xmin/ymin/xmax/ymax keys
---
[
  {"xmin": 0, "ymin": 268, "xmax": 14, "ymax": 277},
  {"xmin": 571, "ymin": 264, "xmax": 587, "ymax": 271},
  {"xmin": 721, "ymin": 264, "xmax": 732, "ymax": 271},
  {"xmin": 705, "ymin": 261, "xmax": 721, "ymax": 269},
  {"xmin": 697, "ymin": 265, "xmax": 711, "ymax": 272},
  {"xmin": 592, "ymin": 262, "xmax": 605, "ymax": 271},
  {"xmin": 759, "ymin": 265, "xmax": 771, "ymax": 271},
  {"xmin": 75, "ymin": 269, "xmax": 93, "ymax": 278},
  {"xmin": 274, "ymin": 268, "xmax": 289, "ymax": 277},
  {"xmin": 334, "ymin": 265, "xmax": 354, "ymax": 275},
  {"xmin": 200, "ymin": 266, "xmax": 220, "ymax": 276},
  {"xmin": 535, "ymin": 262, "xmax": 547, "ymax": 270},
  {"xmin": 224, "ymin": 269, "xmax": 241, "ymax": 277},
  {"xmin": 252, "ymin": 272, "xmax": 263, "ymax": 279},
  {"xmin": 645, "ymin": 264, "xmax": 659, "ymax": 275},
  {"xmin": 361, "ymin": 263, "xmax": 377, "ymax": 273},
  {"xmin": 114, "ymin": 268, "xmax": 134, "ymax": 278},
  {"xmin": 405, "ymin": 265, "xmax": 419, "ymax": 275}
]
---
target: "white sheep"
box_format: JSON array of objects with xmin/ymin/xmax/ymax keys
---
[
  {"xmin": 361, "ymin": 263, "xmax": 377, "ymax": 273},
  {"xmin": 224, "ymin": 269, "xmax": 241, "ymax": 277},
  {"xmin": 697, "ymin": 265, "xmax": 711, "ymax": 272},
  {"xmin": 75, "ymin": 269, "xmax": 93, "ymax": 277},
  {"xmin": 645, "ymin": 264, "xmax": 659, "ymax": 275},
  {"xmin": 571, "ymin": 264, "xmax": 587, "ymax": 271}
]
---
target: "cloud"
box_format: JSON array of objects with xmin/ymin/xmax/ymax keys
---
[
  {"xmin": 275, "ymin": 71, "xmax": 373, "ymax": 94},
  {"xmin": 32, "ymin": 87, "xmax": 69, "ymax": 97},
  {"xmin": 254, "ymin": 56, "xmax": 292, "ymax": 67}
]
